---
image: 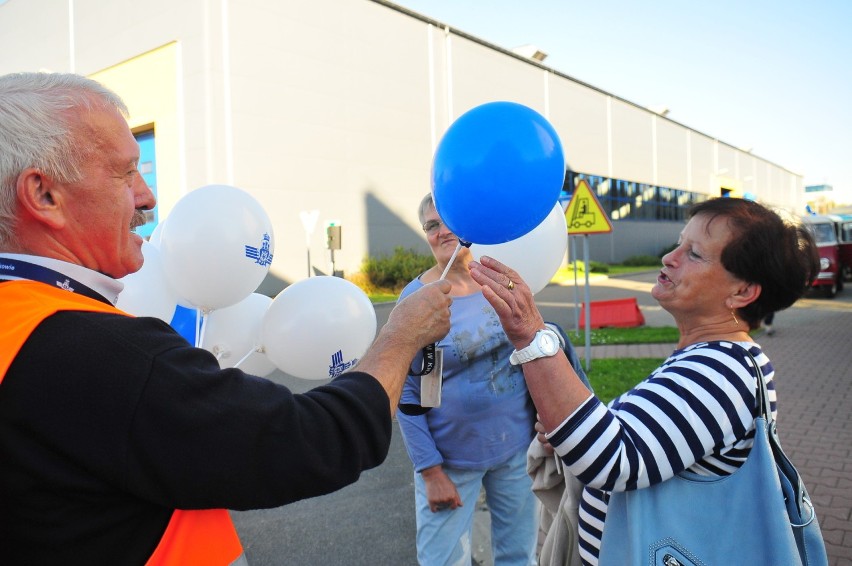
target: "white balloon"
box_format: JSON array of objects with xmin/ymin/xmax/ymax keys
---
[
  {"xmin": 117, "ymin": 241, "xmax": 179, "ymax": 322},
  {"xmin": 235, "ymin": 349, "xmax": 277, "ymax": 378},
  {"xmin": 261, "ymin": 277, "xmax": 377, "ymax": 381},
  {"xmin": 147, "ymin": 221, "xmax": 166, "ymax": 248},
  {"xmin": 201, "ymin": 293, "xmax": 277, "ymax": 377},
  {"xmin": 470, "ymin": 204, "xmax": 568, "ymax": 295},
  {"xmin": 159, "ymin": 185, "xmax": 275, "ymax": 311},
  {"xmin": 149, "ymin": 219, "xmax": 195, "ymax": 310}
]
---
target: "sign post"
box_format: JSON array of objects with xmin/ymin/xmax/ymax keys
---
[
  {"xmin": 299, "ymin": 210, "xmax": 320, "ymax": 278},
  {"xmin": 564, "ymin": 180, "xmax": 613, "ymax": 371}
]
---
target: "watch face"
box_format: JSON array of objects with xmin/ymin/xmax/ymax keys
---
[{"xmin": 539, "ymin": 331, "xmax": 559, "ymax": 355}]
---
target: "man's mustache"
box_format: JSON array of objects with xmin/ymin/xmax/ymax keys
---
[{"xmin": 131, "ymin": 209, "xmax": 148, "ymax": 230}]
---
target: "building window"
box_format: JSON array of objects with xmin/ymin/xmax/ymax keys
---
[
  {"xmin": 133, "ymin": 129, "xmax": 159, "ymax": 238},
  {"xmin": 564, "ymin": 171, "xmax": 704, "ymax": 223}
]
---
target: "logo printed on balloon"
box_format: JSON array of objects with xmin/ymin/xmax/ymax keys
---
[
  {"xmin": 329, "ymin": 350, "xmax": 357, "ymax": 378},
  {"xmin": 245, "ymin": 233, "xmax": 274, "ymax": 266}
]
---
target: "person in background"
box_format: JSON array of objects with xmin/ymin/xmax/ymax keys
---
[
  {"xmin": 396, "ymin": 193, "xmax": 539, "ymax": 566},
  {"xmin": 763, "ymin": 311, "xmax": 776, "ymax": 335},
  {"xmin": 0, "ymin": 72, "xmax": 452, "ymax": 564},
  {"xmin": 469, "ymin": 197, "xmax": 818, "ymax": 565}
]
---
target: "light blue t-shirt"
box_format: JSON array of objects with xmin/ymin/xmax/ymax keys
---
[{"xmin": 396, "ymin": 277, "xmax": 535, "ymax": 472}]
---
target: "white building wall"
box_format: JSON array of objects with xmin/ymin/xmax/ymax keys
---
[
  {"xmin": 656, "ymin": 119, "xmax": 690, "ymax": 189},
  {"xmin": 610, "ymin": 98, "xmax": 655, "ymax": 185},
  {"xmin": 0, "ymin": 0, "xmax": 805, "ymax": 285},
  {"xmin": 548, "ymin": 79, "xmax": 610, "ymax": 176}
]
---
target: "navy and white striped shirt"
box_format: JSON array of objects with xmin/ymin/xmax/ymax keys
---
[{"xmin": 546, "ymin": 341, "xmax": 774, "ymax": 566}]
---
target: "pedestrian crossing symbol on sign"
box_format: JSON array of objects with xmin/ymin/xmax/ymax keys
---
[{"xmin": 565, "ymin": 180, "xmax": 613, "ymax": 235}]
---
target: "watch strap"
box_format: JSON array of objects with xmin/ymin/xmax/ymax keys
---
[{"xmin": 509, "ymin": 328, "xmax": 560, "ymax": 365}]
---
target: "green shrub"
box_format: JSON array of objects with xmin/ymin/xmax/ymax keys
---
[
  {"xmin": 621, "ymin": 254, "xmax": 660, "ymax": 266},
  {"xmin": 361, "ymin": 247, "xmax": 435, "ymax": 291},
  {"xmin": 589, "ymin": 261, "xmax": 609, "ymax": 273},
  {"xmin": 563, "ymin": 260, "xmax": 610, "ymax": 273}
]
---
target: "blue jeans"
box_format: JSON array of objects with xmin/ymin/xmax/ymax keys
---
[{"xmin": 413, "ymin": 448, "xmax": 538, "ymax": 566}]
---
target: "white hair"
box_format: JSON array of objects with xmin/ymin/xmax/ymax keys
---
[
  {"xmin": 418, "ymin": 193, "xmax": 435, "ymax": 224},
  {"xmin": 0, "ymin": 72, "xmax": 128, "ymax": 246}
]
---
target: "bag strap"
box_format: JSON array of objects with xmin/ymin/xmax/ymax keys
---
[
  {"xmin": 740, "ymin": 346, "xmax": 816, "ymax": 528},
  {"xmin": 742, "ymin": 347, "xmax": 772, "ymax": 423}
]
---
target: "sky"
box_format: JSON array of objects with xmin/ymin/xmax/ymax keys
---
[{"xmin": 391, "ymin": 0, "xmax": 852, "ymax": 206}]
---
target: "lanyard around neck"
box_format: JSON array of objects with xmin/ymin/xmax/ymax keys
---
[{"xmin": 0, "ymin": 258, "xmax": 110, "ymax": 304}]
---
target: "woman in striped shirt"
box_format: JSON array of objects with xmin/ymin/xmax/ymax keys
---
[{"xmin": 469, "ymin": 197, "xmax": 819, "ymax": 565}]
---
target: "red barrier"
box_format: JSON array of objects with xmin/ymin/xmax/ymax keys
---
[{"xmin": 578, "ymin": 297, "xmax": 645, "ymax": 329}]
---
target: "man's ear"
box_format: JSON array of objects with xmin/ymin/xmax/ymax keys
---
[{"xmin": 16, "ymin": 168, "xmax": 66, "ymax": 229}]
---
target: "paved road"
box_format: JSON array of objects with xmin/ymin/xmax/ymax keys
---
[{"xmin": 232, "ymin": 273, "xmax": 852, "ymax": 565}]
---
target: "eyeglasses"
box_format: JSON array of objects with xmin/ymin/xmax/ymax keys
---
[{"xmin": 422, "ymin": 219, "xmax": 443, "ymax": 234}]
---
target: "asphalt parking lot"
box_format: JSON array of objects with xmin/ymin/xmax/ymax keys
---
[{"xmin": 232, "ymin": 273, "xmax": 852, "ymax": 565}]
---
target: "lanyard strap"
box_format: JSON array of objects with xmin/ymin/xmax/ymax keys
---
[
  {"xmin": 408, "ymin": 343, "xmax": 436, "ymax": 376},
  {"xmin": 399, "ymin": 344, "xmax": 437, "ymax": 413},
  {"xmin": 0, "ymin": 258, "xmax": 110, "ymax": 304}
]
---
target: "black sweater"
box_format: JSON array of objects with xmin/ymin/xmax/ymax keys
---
[{"xmin": 0, "ymin": 309, "xmax": 391, "ymax": 564}]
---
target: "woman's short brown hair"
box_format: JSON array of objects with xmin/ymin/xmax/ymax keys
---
[{"xmin": 688, "ymin": 198, "xmax": 819, "ymax": 329}]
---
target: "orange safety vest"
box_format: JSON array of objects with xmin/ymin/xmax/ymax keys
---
[{"xmin": 0, "ymin": 280, "xmax": 245, "ymax": 566}]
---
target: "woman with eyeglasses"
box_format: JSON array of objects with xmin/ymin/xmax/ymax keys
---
[{"xmin": 396, "ymin": 193, "xmax": 539, "ymax": 566}]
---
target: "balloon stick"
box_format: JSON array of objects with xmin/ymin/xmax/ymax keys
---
[
  {"xmin": 193, "ymin": 309, "xmax": 201, "ymax": 348},
  {"xmin": 196, "ymin": 309, "xmax": 211, "ymax": 348},
  {"xmin": 234, "ymin": 346, "xmax": 263, "ymax": 369},
  {"xmin": 439, "ymin": 239, "xmax": 472, "ymax": 280},
  {"xmin": 423, "ymin": 238, "xmax": 472, "ymax": 383}
]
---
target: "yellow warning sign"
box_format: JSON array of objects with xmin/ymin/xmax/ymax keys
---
[{"xmin": 565, "ymin": 180, "xmax": 613, "ymax": 235}]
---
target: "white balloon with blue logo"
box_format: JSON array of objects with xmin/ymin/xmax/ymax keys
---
[
  {"xmin": 261, "ymin": 276, "xmax": 377, "ymax": 381},
  {"xmin": 159, "ymin": 185, "xmax": 274, "ymax": 312}
]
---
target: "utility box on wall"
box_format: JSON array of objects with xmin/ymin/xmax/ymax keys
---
[
  {"xmin": 326, "ymin": 223, "xmax": 342, "ymax": 277},
  {"xmin": 327, "ymin": 225, "xmax": 342, "ymax": 250}
]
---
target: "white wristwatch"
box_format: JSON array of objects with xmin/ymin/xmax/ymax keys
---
[{"xmin": 509, "ymin": 328, "xmax": 561, "ymax": 365}]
